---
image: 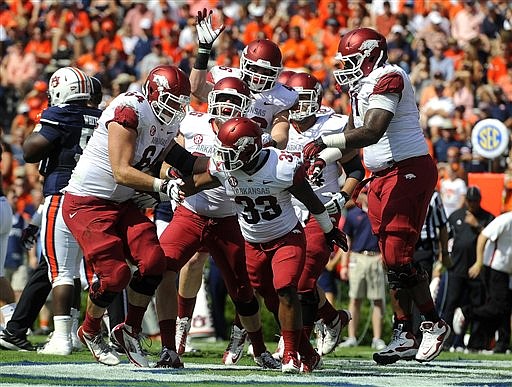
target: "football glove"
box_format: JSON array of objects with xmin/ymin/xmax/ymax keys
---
[
  {"xmin": 322, "ymin": 191, "xmax": 349, "ymax": 215},
  {"xmin": 160, "ymin": 178, "xmax": 184, "ymax": 202},
  {"xmin": 307, "ymin": 158, "xmax": 326, "ymax": 187},
  {"xmin": 132, "ymin": 191, "xmax": 160, "ymax": 210},
  {"xmin": 196, "ymin": 8, "xmax": 224, "ymax": 50},
  {"xmin": 303, "ymin": 137, "xmax": 327, "ymax": 160},
  {"xmin": 21, "ymin": 224, "xmax": 40, "ymax": 250},
  {"xmin": 324, "ymin": 226, "xmax": 348, "ymax": 252}
]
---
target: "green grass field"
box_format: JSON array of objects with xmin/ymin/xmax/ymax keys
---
[{"xmin": 1, "ymin": 336, "xmax": 511, "ymax": 387}]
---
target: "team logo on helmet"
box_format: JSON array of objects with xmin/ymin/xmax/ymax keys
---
[
  {"xmin": 360, "ymin": 40, "xmax": 380, "ymax": 56},
  {"xmin": 153, "ymin": 74, "xmax": 170, "ymax": 89},
  {"xmin": 51, "ymin": 76, "xmax": 60, "ymax": 88}
]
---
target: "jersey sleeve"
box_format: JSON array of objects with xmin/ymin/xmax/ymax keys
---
[{"xmin": 38, "ymin": 107, "xmax": 69, "ymax": 143}]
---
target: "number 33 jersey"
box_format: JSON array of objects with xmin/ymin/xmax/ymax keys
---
[
  {"xmin": 209, "ymin": 148, "xmax": 303, "ymax": 243},
  {"xmin": 65, "ymin": 91, "xmax": 180, "ymax": 202}
]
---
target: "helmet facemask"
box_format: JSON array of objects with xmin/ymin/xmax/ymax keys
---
[
  {"xmin": 240, "ymin": 58, "xmax": 281, "ymax": 92},
  {"xmin": 213, "ymin": 135, "xmax": 260, "ymax": 172},
  {"xmin": 289, "ymin": 89, "xmax": 320, "ymax": 121},
  {"xmin": 208, "ymin": 90, "xmax": 251, "ymax": 125},
  {"xmin": 150, "ymin": 90, "xmax": 189, "ymax": 126}
]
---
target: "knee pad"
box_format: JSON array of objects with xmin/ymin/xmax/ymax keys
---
[
  {"xmin": 89, "ymin": 281, "xmax": 119, "ymax": 308},
  {"xmin": 129, "ymin": 270, "xmax": 162, "ymax": 296},
  {"xmin": 233, "ymin": 296, "xmax": 259, "ymax": 317},
  {"xmin": 387, "ymin": 262, "xmax": 428, "ymax": 290}
]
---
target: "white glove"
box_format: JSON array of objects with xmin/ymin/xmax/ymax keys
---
[
  {"xmin": 322, "ymin": 192, "xmax": 349, "ymax": 215},
  {"xmin": 196, "ymin": 8, "xmax": 224, "ymax": 49},
  {"xmin": 160, "ymin": 178, "xmax": 184, "ymax": 203}
]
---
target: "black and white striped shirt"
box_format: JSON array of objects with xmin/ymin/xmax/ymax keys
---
[{"xmin": 416, "ymin": 191, "xmax": 450, "ymax": 254}]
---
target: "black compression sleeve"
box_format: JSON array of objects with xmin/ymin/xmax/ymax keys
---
[
  {"xmin": 342, "ymin": 153, "xmax": 365, "ymax": 181},
  {"xmin": 164, "ymin": 144, "xmax": 198, "ymax": 177}
]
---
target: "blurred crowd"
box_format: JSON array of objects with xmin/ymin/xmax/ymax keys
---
[{"xmin": 1, "ymin": 0, "xmax": 512, "ymax": 324}]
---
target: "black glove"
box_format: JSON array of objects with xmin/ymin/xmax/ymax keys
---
[
  {"xmin": 303, "ymin": 137, "xmax": 327, "ymax": 160},
  {"xmin": 324, "ymin": 226, "xmax": 348, "ymax": 252},
  {"xmin": 21, "ymin": 224, "xmax": 40, "ymax": 250}
]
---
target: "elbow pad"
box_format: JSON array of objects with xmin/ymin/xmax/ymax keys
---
[
  {"xmin": 164, "ymin": 144, "xmax": 198, "ymax": 177},
  {"xmin": 343, "ymin": 154, "xmax": 365, "ymax": 181}
]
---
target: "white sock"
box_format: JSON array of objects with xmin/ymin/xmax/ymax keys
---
[
  {"xmin": 1, "ymin": 303, "xmax": 16, "ymax": 325},
  {"xmin": 53, "ymin": 315, "xmax": 72, "ymax": 340}
]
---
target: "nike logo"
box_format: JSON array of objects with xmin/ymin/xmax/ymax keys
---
[
  {"xmin": 262, "ymin": 180, "xmax": 272, "ymax": 184},
  {"xmin": 69, "ymin": 212, "xmax": 78, "ymax": 219},
  {"xmin": 263, "ymin": 102, "xmax": 273, "ymax": 106}
]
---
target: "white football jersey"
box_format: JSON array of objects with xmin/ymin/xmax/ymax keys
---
[
  {"xmin": 209, "ymin": 148, "xmax": 302, "ymax": 243},
  {"xmin": 65, "ymin": 91, "xmax": 180, "ymax": 202},
  {"xmin": 287, "ymin": 111, "xmax": 348, "ymax": 220},
  {"xmin": 349, "ymin": 64, "xmax": 428, "ymax": 172},
  {"xmin": 209, "ymin": 65, "xmax": 298, "ymax": 133},
  {"xmin": 179, "ymin": 111, "xmax": 235, "ymax": 217}
]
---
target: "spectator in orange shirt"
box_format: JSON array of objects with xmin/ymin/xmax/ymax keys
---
[
  {"xmin": 444, "ymin": 38, "xmax": 465, "ymax": 71},
  {"xmin": 69, "ymin": 1, "xmax": 92, "ymax": 58},
  {"xmin": 24, "ymin": 81, "xmax": 48, "ymax": 128},
  {"xmin": 319, "ymin": 18, "xmax": 342, "ymax": 62},
  {"xmin": 289, "ymin": 0, "xmax": 323, "ymax": 42},
  {"xmin": 94, "ymin": 19, "xmax": 125, "ymax": 63},
  {"xmin": 153, "ymin": 4, "xmax": 176, "ymax": 40},
  {"xmin": 24, "ymin": 26, "xmax": 52, "ymax": 67},
  {"xmin": 242, "ymin": 4, "xmax": 273, "ymax": 46},
  {"xmin": 161, "ymin": 27, "xmax": 184, "ymax": 66},
  {"xmin": 375, "ymin": 1, "xmax": 397, "ymax": 38},
  {"xmin": 497, "ymin": 63, "xmax": 512, "ymax": 102},
  {"xmin": 318, "ymin": 0, "xmax": 347, "ymax": 29},
  {"xmin": 487, "ymin": 40, "xmax": 508, "ymax": 85},
  {"xmin": 281, "ymin": 26, "xmax": 317, "ymax": 70}
]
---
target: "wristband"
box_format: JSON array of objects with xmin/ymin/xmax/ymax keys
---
[
  {"xmin": 194, "ymin": 51, "xmax": 210, "ymax": 70},
  {"xmin": 152, "ymin": 178, "xmax": 164, "ymax": 192},
  {"xmin": 322, "ymin": 133, "xmax": 346, "ymax": 150}
]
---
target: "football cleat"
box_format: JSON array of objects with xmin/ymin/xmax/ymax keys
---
[
  {"xmin": 77, "ymin": 326, "xmax": 120, "ymax": 366},
  {"xmin": 373, "ymin": 325, "xmax": 419, "ymax": 365},
  {"xmin": 37, "ymin": 335, "xmax": 72, "ymax": 356},
  {"xmin": 155, "ymin": 346, "xmax": 184, "ymax": 368},
  {"xmin": 175, "ymin": 317, "xmax": 191, "ymax": 356},
  {"xmin": 300, "ymin": 351, "xmax": 323, "ymax": 373},
  {"xmin": 281, "ymin": 351, "xmax": 301, "ymax": 374},
  {"xmin": 222, "ymin": 324, "xmax": 247, "ymax": 365},
  {"xmin": 253, "ymin": 350, "xmax": 282, "ymax": 369},
  {"xmin": 322, "ymin": 309, "xmax": 351, "ymax": 355},
  {"xmin": 415, "ymin": 320, "xmax": 451, "ymax": 363},
  {"xmin": 0, "ymin": 329, "xmax": 34, "ymax": 351},
  {"xmin": 111, "ymin": 323, "xmax": 149, "ymax": 367}
]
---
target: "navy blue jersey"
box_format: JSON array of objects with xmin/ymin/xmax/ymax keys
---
[{"xmin": 38, "ymin": 104, "xmax": 101, "ymax": 196}]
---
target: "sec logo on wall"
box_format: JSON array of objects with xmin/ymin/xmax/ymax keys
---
[{"xmin": 471, "ymin": 118, "xmax": 509, "ymax": 160}]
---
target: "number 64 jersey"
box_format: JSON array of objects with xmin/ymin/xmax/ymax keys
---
[
  {"xmin": 65, "ymin": 91, "xmax": 180, "ymax": 202},
  {"xmin": 209, "ymin": 148, "xmax": 304, "ymax": 244}
]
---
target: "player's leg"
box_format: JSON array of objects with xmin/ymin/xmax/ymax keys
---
[{"xmin": 0, "ymin": 196, "xmax": 15, "ymax": 328}]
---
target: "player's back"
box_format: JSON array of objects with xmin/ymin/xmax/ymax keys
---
[{"xmin": 38, "ymin": 104, "xmax": 101, "ymax": 197}]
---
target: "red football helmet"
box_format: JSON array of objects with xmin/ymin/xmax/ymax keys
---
[
  {"xmin": 207, "ymin": 77, "xmax": 252, "ymax": 124},
  {"xmin": 333, "ymin": 28, "xmax": 388, "ymax": 86},
  {"xmin": 277, "ymin": 70, "xmax": 296, "ymax": 85},
  {"xmin": 240, "ymin": 39, "xmax": 283, "ymax": 92},
  {"xmin": 142, "ymin": 65, "xmax": 191, "ymax": 125},
  {"xmin": 213, "ymin": 117, "xmax": 263, "ymax": 171},
  {"xmin": 285, "ymin": 72, "xmax": 323, "ymax": 121}
]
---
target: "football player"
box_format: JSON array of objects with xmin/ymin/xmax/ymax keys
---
[
  {"xmin": 168, "ymin": 117, "xmax": 349, "ymax": 373},
  {"xmin": 0, "ymin": 75, "xmax": 103, "ymax": 353},
  {"xmin": 19, "ymin": 68, "xmax": 101, "ymax": 356},
  {"xmin": 190, "ymin": 8, "xmax": 298, "ymax": 150},
  {"xmin": 303, "ymin": 28, "xmax": 450, "ymax": 364},
  {"xmin": 62, "ymin": 65, "xmax": 196, "ymax": 367},
  {"xmin": 285, "ymin": 72, "xmax": 367, "ymax": 356},
  {"xmin": 154, "ymin": 77, "xmax": 280, "ymax": 369}
]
